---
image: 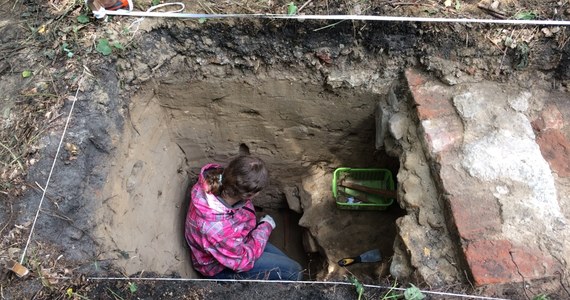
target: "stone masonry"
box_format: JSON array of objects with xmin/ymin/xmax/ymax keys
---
[{"xmin": 404, "ymin": 69, "xmax": 570, "ymax": 286}]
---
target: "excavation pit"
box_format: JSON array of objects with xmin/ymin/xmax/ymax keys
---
[{"xmin": 94, "ymin": 77, "xmax": 404, "ymax": 280}]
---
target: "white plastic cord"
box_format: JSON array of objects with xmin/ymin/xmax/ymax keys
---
[
  {"xmin": 96, "ymin": 10, "xmax": 570, "ymax": 26},
  {"xmin": 84, "ymin": 277, "xmax": 510, "ymax": 300},
  {"xmin": 19, "ymin": 75, "xmax": 85, "ymax": 264},
  {"xmin": 127, "ymin": 2, "xmax": 185, "ymax": 34}
]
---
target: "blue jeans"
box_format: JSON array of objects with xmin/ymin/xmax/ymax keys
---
[{"xmin": 208, "ymin": 243, "xmax": 303, "ymax": 281}]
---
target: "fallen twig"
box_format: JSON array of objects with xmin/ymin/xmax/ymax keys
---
[
  {"xmin": 313, "ymin": 19, "xmax": 348, "ymax": 32},
  {"xmin": 0, "ymin": 141, "xmax": 23, "ymax": 170},
  {"xmin": 0, "ymin": 202, "xmax": 13, "ymax": 236},
  {"xmin": 298, "ymin": 0, "xmax": 312, "ymax": 12},
  {"xmin": 477, "ymin": 3, "xmax": 507, "ymax": 19}
]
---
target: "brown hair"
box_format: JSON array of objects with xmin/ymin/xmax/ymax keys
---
[{"xmin": 205, "ymin": 156, "xmax": 269, "ymax": 200}]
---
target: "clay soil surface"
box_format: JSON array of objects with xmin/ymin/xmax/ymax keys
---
[{"xmin": 1, "ymin": 0, "xmax": 570, "ymax": 299}]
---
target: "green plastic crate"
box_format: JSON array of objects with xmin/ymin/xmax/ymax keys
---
[{"xmin": 332, "ymin": 168, "xmax": 395, "ymax": 210}]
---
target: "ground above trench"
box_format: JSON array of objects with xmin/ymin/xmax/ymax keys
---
[{"xmin": 2, "ymin": 4, "xmax": 570, "ymax": 298}]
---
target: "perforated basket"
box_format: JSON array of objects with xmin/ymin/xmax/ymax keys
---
[{"xmin": 332, "ymin": 168, "xmax": 395, "ymax": 210}]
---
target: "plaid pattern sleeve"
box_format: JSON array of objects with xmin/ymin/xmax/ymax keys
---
[{"xmin": 202, "ymin": 216, "xmax": 273, "ymax": 272}]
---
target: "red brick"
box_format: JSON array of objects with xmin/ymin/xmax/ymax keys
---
[
  {"xmin": 405, "ymin": 69, "xmax": 427, "ymax": 87},
  {"xmin": 542, "ymin": 104, "xmax": 564, "ymax": 130},
  {"xmin": 447, "ymin": 194, "xmax": 502, "ymax": 241},
  {"xmin": 405, "ymin": 69, "xmax": 455, "ymax": 120},
  {"xmin": 532, "ymin": 104, "xmax": 564, "ymax": 132},
  {"xmin": 437, "ymin": 165, "xmax": 502, "ymax": 240},
  {"xmin": 536, "ymin": 129, "xmax": 570, "ymax": 177},
  {"xmin": 465, "ymin": 240, "xmax": 563, "ymax": 286},
  {"xmin": 413, "ymin": 88, "xmax": 455, "ymax": 120},
  {"xmin": 419, "ymin": 117, "xmax": 463, "ymax": 155},
  {"xmin": 465, "ymin": 240, "xmax": 517, "ymax": 285},
  {"xmin": 510, "ymin": 244, "xmax": 562, "ymax": 279}
]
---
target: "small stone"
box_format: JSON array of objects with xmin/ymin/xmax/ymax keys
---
[
  {"xmin": 67, "ymin": 227, "xmax": 84, "ymax": 240},
  {"xmin": 126, "ymin": 160, "xmax": 144, "ymax": 193},
  {"xmin": 284, "ymin": 186, "xmax": 302, "ymax": 213},
  {"xmin": 389, "ymin": 113, "xmax": 409, "ymax": 140},
  {"xmin": 542, "ymin": 28, "xmax": 553, "ymax": 37},
  {"xmin": 201, "ymin": 37, "xmax": 213, "ymax": 46}
]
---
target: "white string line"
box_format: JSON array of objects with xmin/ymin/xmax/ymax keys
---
[
  {"xmin": 101, "ymin": 10, "xmax": 570, "ymax": 26},
  {"xmin": 127, "ymin": 2, "xmax": 185, "ymax": 35},
  {"xmin": 19, "ymin": 75, "xmax": 85, "ymax": 264},
  {"xmin": 84, "ymin": 277, "xmax": 509, "ymax": 300}
]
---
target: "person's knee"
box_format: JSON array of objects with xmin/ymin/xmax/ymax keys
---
[{"xmin": 287, "ymin": 261, "xmax": 303, "ymax": 281}]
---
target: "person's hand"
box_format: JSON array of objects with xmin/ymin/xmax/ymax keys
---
[{"xmin": 260, "ymin": 215, "xmax": 276, "ymax": 229}]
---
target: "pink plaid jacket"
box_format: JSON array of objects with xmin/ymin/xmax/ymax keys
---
[{"xmin": 184, "ymin": 163, "xmax": 273, "ymax": 276}]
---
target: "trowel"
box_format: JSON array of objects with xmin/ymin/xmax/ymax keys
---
[{"xmin": 338, "ymin": 249, "xmax": 382, "ymax": 267}]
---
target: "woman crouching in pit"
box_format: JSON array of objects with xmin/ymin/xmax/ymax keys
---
[{"xmin": 185, "ymin": 155, "xmax": 303, "ymax": 280}]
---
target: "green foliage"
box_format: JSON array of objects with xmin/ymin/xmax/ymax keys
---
[
  {"xmin": 152, "ymin": 0, "xmax": 160, "ymax": 5},
  {"xmin": 128, "ymin": 282, "xmax": 138, "ymax": 294},
  {"xmin": 113, "ymin": 41, "xmax": 124, "ymax": 50},
  {"xmin": 62, "ymin": 42, "xmax": 74, "ymax": 58},
  {"xmin": 66, "ymin": 288, "xmax": 89, "ymax": 299},
  {"xmin": 22, "ymin": 70, "xmax": 32, "ymax": 78},
  {"xmin": 77, "ymin": 14, "xmax": 89, "ymax": 24},
  {"xmin": 198, "ymin": 17, "xmax": 207, "ymax": 24},
  {"xmin": 287, "ymin": 2, "xmax": 298, "ymax": 15},
  {"xmin": 404, "ymin": 284, "xmax": 425, "ymax": 300},
  {"xmin": 349, "ymin": 276, "xmax": 364, "ymax": 300},
  {"xmin": 381, "ymin": 279, "xmax": 399, "ymax": 300},
  {"xmin": 96, "ymin": 39, "xmax": 123, "ymax": 56},
  {"xmin": 515, "ymin": 42, "xmax": 530, "ymax": 70},
  {"xmin": 514, "ymin": 11, "xmax": 537, "ymax": 20},
  {"xmin": 533, "ymin": 294, "xmax": 550, "ymax": 300},
  {"xmin": 96, "ymin": 39, "xmax": 113, "ymax": 56}
]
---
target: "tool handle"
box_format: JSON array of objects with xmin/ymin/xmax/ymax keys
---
[
  {"xmin": 337, "ymin": 256, "xmax": 362, "ymax": 267},
  {"xmin": 339, "ymin": 181, "xmax": 397, "ymax": 198}
]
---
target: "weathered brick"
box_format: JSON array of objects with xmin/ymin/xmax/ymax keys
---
[
  {"xmin": 405, "ymin": 69, "xmax": 455, "ymax": 120},
  {"xmin": 465, "ymin": 240, "xmax": 517, "ymax": 285},
  {"xmin": 446, "ymin": 193, "xmax": 502, "ymax": 241},
  {"xmin": 510, "ymin": 244, "xmax": 562, "ymax": 279},
  {"xmin": 465, "ymin": 240, "xmax": 563, "ymax": 286},
  {"xmin": 419, "ymin": 116, "xmax": 463, "ymax": 155},
  {"xmin": 536, "ymin": 129, "xmax": 570, "ymax": 177},
  {"xmin": 532, "ymin": 104, "xmax": 564, "ymax": 133},
  {"xmin": 405, "ymin": 69, "xmax": 427, "ymax": 87},
  {"xmin": 440, "ymin": 165, "xmax": 502, "ymax": 240}
]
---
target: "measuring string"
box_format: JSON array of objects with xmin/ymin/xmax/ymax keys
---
[{"xmin": 96, "ymin": 8, "xmax": 570, "ymax": 26}]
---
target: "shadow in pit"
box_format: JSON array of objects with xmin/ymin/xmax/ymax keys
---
[{"xmin": 318, "ymin": 106, "xmax": 405, "ymax": 279}]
